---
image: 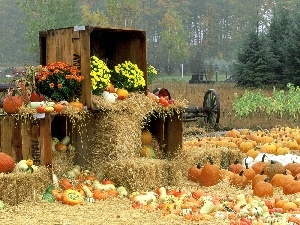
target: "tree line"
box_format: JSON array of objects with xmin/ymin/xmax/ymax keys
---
[{"xmin": 0, "ymin": 0, "xmax": 299, "ymax": 82}]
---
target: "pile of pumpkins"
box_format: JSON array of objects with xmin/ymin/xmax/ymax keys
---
[
  {"xmin": 43, "ymin": 165, "xmax": 128, "ymax": 205},
  {"xmin": 186, "ymin": 127, "xmax": 300, "ymax": 197}
]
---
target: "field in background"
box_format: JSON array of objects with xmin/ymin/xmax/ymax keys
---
[{"xmin": 148, "ymin": 81, "xmax": 298, "ymax": 132}]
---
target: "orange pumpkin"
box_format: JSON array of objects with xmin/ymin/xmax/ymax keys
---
[
  {"xmin": 61, "ymin": 189, "xmax": 84, "ymax": 205},
  {"xmin": 0, "ymin": 152, "xmax": 15, "ymax": 173},
  {"xmin": 229, "ymin": 170, "xmax": 248, "ymax": 188},
  {"xmin": 188, "ymin": 163, "xmax": 202, "ymax": 182},
  {"xmin": 252, "ymin": 154, "xmax": 268, "ymax": 174},
  {"xmin": 53, "ymin": 103, "xmax": 64, "ymax": 113},
  {"xmin": 2, "ymin": 95, "xmax": 23, "ymax": 114},
  {"xmin": 198, "ymin": 157, "xmax": 220, "ymax": 187},
  {"xmin": 253, "ymin": 178, "xmax": 274, "ymax": 197},
  {"xmin": 229, "ymin": 159, "xmax": 245, "ymax": 174}
]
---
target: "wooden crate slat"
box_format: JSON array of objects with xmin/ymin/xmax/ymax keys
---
[
  {"xmin": 21, "ymin": 121, "xmax": 32, "ymax": 160},
  {"xmin": 39, "ymin": 114, "xmax": 52, "ymax": 167}
]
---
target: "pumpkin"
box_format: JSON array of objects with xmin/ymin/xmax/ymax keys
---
[
  {"xmin": 262, "ymin": 160, "xmax": 285, "ymax": 180},
  {"xmin": 106, "ymin": 82, "xmax": 115, "ymax": 93},
  {"xmin": 284, "ymin": 161, "xmax": 300, "ymax": 176},
  {"xmin": 61, "ymin": 189, "xmax": 84, "ymax": 205},
  {"xmin": 188, "ymin": 163, "xmax": 202, "ymax": 182},
  {"xmin": 283, "ymin": 179, "xmax": 300, "ymax": 195},
  {"xmin": 252, "ymin": 154, "xmax": 268, "ymax": 174},
  {"xmin": 270, "ymin": 170, "xmax": 294, "ymax": 188},
  {"xmin": 55, "ymin": 143, "xmax": 67, "ymax": 152},
  {"xmin": 141, "ymin": 130, "xmax": 152, "ymax": 145},
  {"xmin": 253, "ymin": 178, "xmax": 274, "ymax": 197},
  {"xmin": 2, "ymin": 95, "xmax": 23, "ymax": 114},
  {"xmin": 53, "ymin": 103, "xmax": 64, "ymax": 113},
  {"xmin": 252, "ymin": 171, "xmax": 268, "ymax": 189},
  {"xmin": 229, "ymin": 159, "xmax": 245, "ymax": 174},
  {"xmin": 239, "ymin": 141, "xmax": 254, "ymax": 153},
  {"xmin": 198, "ymin": 157, "xmax": 220, "ymax": 187},
  {"xmin": 116, "ymin": 88, "xmax": 129, "ymax": 100},
  {"xmin": 70, "ymin": 100, "xmax": 83, "ymax": 110},
  {"xmin": 229, "ymin": 170, "xmax": 248, "ymax": 188},
  {"xmin": 0, "ymin": 152, "xmax": 15, "ymax": 173},
  {"xmin": 243, "ymin": 162, "xmax": 256, "ymax": 182}
]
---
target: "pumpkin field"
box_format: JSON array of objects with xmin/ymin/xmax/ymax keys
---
[{"xmin": 2, "ymin": 82, "xmax": 300, "ymax": 225}]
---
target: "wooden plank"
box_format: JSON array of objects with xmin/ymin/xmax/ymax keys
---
[
  {"xmin": 21, "ymin": 120, "xmax": 32, "ymax": 160},
  {"xmin": 39, "ymin": 114, "xmax": 52, "ymax": 168},
  {"xmin": 0, "ymin": 116, "xmax": 15, "ymax": 158},
  {"xmin": 79, "ymin": 28, "xmax": 92, "ymax": 108},
  {"xmin": 164, "ymin": 113, "xmax": 183, "ymax": 158}
]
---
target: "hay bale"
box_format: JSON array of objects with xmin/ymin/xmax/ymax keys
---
[
  {"xmin": 52, "ymin": 148, "xmax": 76, "ymax": 177},
  {"xmin": 102, "ymin": 158, "xmax": 170, "ymax": 192},
  {"xmin": 0, "ymin": 167, "xmax": 52, "ymax": 206}
]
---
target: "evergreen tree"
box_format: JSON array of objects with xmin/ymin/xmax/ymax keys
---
[
  {"xmin": 282, "ymin": 10, "xmax": 300, "ymax": 86},
  {"xmin": 232, "ymin": 29, "xmax": 278, "ymax": 87},
  {"xmin": 267, "ymin": 6, "xmax": 291, "ymax": 87}
]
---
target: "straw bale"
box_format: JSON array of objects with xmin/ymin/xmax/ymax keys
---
[
  {"xmin": 90, "ymin": 93, "xmax": 187, "ymax": 169},
  {"xmin": 102, "ymin": 158, "xmax": 170, "ymax": 192},
  {"xmin": 0, "ymin": 167, "xmax": 51, "ymax": 206},
  {"xmin": 52, "ymin": 148, "xmax": 76, "ymax": 177}
]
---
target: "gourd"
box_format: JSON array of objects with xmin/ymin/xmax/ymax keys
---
[
  {"xmin": 199, "ymin": 200, "xmax": 215, "ymax": 214},
  {"xmin": 61, "ymin": 136, "xmax": 71, "ymax": 145},
  {"xmin": 61, "ymin": 189, "xmax": 84, "ymax": 205},
  {"xmin": 0, "ymin": 152, "xmax": 15, "ymax": 173},
  {"xmin": 117, "ymin": 186, "xmax": 128, "ymax": 197}
]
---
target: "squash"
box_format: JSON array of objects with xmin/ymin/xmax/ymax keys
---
[
  {"xmin": 61, "ymin": 136, "xmax": 71, "ymax": 145},
  {"xmin": 0, "ymin": 152, "xmax": 15, "ymax": 173},
  {"xmin": 61, "ymin": 189, "xmax": 84, "ymax": 205},
  {"xmin": 70, "ymin": 100, "xmax": 83, "ymax": 110},
  {"xmin": 116, "ymin": 88, "xmax": 129, "ymax": 100}
]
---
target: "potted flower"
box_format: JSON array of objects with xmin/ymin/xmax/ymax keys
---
[
  {"xmin": 90, "ymin": 56, "xmax": 111, "ymax": 95},
  {"xmin": 110, "ymin": 61, "xmax": 146, "ymax": 92},
  {"xmin": 35, "ymin": 62, "xmax": 84, "ymax": 102}
]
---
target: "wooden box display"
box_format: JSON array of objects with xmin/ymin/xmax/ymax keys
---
[{"xmin": 39, "ymin": 26, "xmax": 147, "ymax": 108}]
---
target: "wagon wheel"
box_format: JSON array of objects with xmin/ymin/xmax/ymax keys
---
[{"xmin": 202, "ymin": 89, "xmax": 220, "ymax": 125}]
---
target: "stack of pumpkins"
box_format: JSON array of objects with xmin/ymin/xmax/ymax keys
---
[
  {"xmin": 188, "ymin": 155, "xmax": 300, "ymax": 197},
  {"xmin": 140, "ymin": 130, "xmax": 156, "ymax": 159}
]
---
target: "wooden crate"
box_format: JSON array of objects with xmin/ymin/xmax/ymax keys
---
[
  {"xmin": 148, "ymin": 112, "xmax": 183, "ymax": 158},
  {"xmin": 39, "ymin": 26, "xmax": 147, "ymax": 109},
  {"xmin": 0, "ymin": 114, "xmax": 92, "ymax": 169}
]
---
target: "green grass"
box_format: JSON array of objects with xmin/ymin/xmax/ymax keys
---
[{"xmin": 152, "ymin": 73, "xmax": 230, "ymax": 83}]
